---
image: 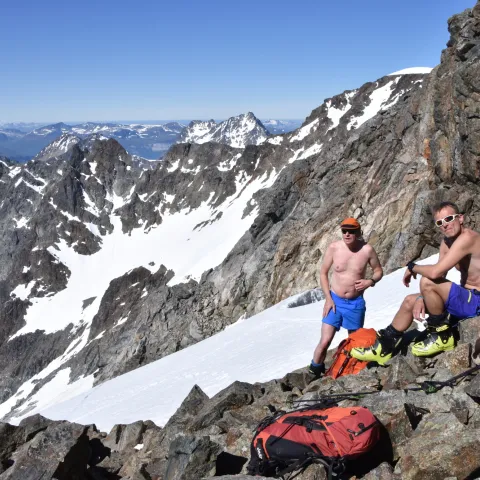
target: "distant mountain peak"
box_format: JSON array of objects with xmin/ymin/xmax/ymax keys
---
[
  {"xmin": 178, "ymin": 112, "xmax": 268, "ymax": 148},
  {"xmin": 33, "ymin": 133, "xmax": 82, "ymax": 162}
]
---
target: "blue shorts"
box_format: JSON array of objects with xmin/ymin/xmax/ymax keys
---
[
  {"xmin": 323, "ymin": 291, "xmax": 366, "ymax": 331},
  {"xmin": 445, "ymin": 283, "xmax": 480, "ymax": 319}
]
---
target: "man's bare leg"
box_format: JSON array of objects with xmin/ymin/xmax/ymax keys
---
[
  {"xmin": 420, "ymin": 277, "xmax": 452, "ymax": 315},
  {"xmin": 391, "ymin": 293, "xmax": 420, "ymax": 331},
  {"xmin": 312, "ymin": 323, "xmax": 337, "ymax": 365}
]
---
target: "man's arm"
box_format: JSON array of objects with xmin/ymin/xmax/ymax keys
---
[
  {"xmin": 320, "ymin": 244, "xmax": 335, "ymax": 316},
  {"xmin": 369, "ymin": 248, "xmax": 383, "ymax": 284},
  {"xmin": 403, "ymin": 241, "xmax": 448, "ymax": 287},
  {"xmin": 410, "ymin": 235, "xmax": 473, "ymax": 279}
]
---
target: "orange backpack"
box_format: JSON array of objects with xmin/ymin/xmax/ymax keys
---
[
  {"xmin": 325, "ymin": 328, "xmax": 377, "ymax": 379},
  {"xmin": 247, "ymin": 405, "xmax": 380, "ymax": 478}
]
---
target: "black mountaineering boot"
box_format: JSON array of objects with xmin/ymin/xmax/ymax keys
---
[{"xmin": 308, "ymin": 362, "xmax": 326, "ymax": 378}]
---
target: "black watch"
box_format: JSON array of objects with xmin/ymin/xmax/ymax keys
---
[
  {"xmin": 406, "ymin": 261, "xmax": 416, "ymax": 273},
  {"xmin": 370, "ymin": 279, "xmax": 376, "ymax": 287}
]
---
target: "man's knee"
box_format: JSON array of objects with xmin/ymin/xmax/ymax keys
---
[
  {"xmin": 319, "ymin": 335, "xmax": 334, "ymax": 350},
  {"xmin": 420, "ymin": 276, "xmax": 436, "ymax": 292},
  {"xmin": 402, "ymin": 294, "xmax": 418, "ymax": 311}
]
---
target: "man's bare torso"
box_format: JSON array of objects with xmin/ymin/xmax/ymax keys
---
[
  {"xmin": 444, "ymin": 228, "xmax": 480, "ymax": 289},
  {"xmin": 329, "ymin": 240, "xmax": 372, "ymax": 299}
]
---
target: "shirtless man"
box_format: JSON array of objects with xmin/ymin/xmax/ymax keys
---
[
  {"xmin": 309, "ymin": 217, "xmax": 383, "ymax": 377},
  {"xmin": 351, "ymin": 201, "xmax": 480, "ymax": 365}
]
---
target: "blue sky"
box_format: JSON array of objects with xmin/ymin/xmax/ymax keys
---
[{"xmin": 0, "ymin": 0, "xmax": 475, "ymax": 122}]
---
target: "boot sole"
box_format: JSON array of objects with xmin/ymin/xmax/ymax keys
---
[
  {"xmin": 350, "ymin": 354, "xmax": 391, "ymax": 366},
  {"xmin": 411, "ymin": 345, "xmax": 455, "ymax": 357}
]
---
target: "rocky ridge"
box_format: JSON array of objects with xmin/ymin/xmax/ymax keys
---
[
  {"xmin": 0, "ymin": 2, "xmax": 479, "ymax": 427},
  {"xmin": 1, "ymin": 317, "xmax": 480, "ymax": 479}
]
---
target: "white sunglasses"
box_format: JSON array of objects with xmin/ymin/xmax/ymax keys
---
[{"xmin": 435, "ymin": 214, "xmax": 460, "ymax": 227}]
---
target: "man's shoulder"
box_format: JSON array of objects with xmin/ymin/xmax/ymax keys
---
[
  {"xmin": 328, "ymin": 240, "xmax": 345, "ymax": 255},
  {"xmin": 458, "ymin": 228, "xmax": 480, "ymax": 244},
  {"xmin": 463, "ymin": 228, "xmax": 480, "ymax": 239},
  {"xmin": 329, "ymin": 240, "xmax": 343, "ymax": 249},
  {"xmin": 446, "ymin": 228, "xmax": 480, "ymax": 251},
  {"xmin": 360, "ymin": 242, "xmax": 375, "ymax": 255},
  {"xmin": 463, "ymin": 228, "xmax": 480, "ymax": 248}
]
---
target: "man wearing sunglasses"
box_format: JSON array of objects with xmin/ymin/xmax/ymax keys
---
[
  {"xmin": 351, "ymin": 201, "xmax": 480, "ymax": 365},
  {"xmin": 309, "ymin": 217, "xmax": 383, "ymax": 377}
]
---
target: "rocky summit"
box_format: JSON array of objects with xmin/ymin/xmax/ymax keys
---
[{"xmin": 0, "ymin": 1, "xmax": 479, "ymax": 477}]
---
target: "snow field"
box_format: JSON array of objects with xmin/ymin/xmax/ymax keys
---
[{"xmin": 5, "ymin": 255, "xmax": 460, "ymax": 430}]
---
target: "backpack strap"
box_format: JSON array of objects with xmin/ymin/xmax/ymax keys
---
[
  {"xmin": 325, "ymin": 339, "xmax": 351, "ymax": 378},
  {"xmin": 335, "ymin": 354, "xmax": 352, "ymax": 378}
]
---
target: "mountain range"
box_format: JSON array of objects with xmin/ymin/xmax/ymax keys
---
[{"xmin": 0, "ymin": 116, "xmax": 302, "ymax": 162}]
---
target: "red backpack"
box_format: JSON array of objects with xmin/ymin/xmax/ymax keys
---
[
  {"xmin": 325, "ymin": 328, "xmax": 377, "ymax": 379},
  {"xmin": 247, "ymin": 404, "xmax": 380, "ymax": 479}
]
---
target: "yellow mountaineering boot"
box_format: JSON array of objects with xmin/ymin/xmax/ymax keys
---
[
  {"xmin": 411, "ymin": 324, "xmax": 456, "ymax": 357},
  {"xmin": 350, "ymin": 329, "xmax": 402, "ymax": 366}
]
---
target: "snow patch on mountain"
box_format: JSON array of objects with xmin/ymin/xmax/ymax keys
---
[
  {"xmin": 298, "ymin": 143, "xmax": 323, "ymax": 160},
  {"xmin": 326, "ymin": 91, "xmax": 357, "ymax": 131},
  {"xmin": 0, "ymin": 331, "xmax": 96, "ymax": 421},
  {"xmin": 217, "ymin": 153, "xmax": 242, "ymax": 171},
  {"xmin": 348, "ymin": 79, "xmax": 400, "ymax": 130},
  {"xmin": 8, "ymin": 166, "xmax": 21, "ymax": 178},
  {"xmin": 388, "ymin": 67, "xmax": 433, "ymax": 76},
  {"xmin": 266, "ymin": 136, "xmax": 283, "ymax": 145},
  {"xmin": 289, "ymin": 118, "xmax": 319, "ymax": 142}
]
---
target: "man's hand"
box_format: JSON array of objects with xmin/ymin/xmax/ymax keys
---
[
  {"xmin": 323, "ymin": 298, "xmax": 335, "ymax": 318},
  {"xmin": 354, "ymin": 279, "xmax": 372, "ymax": 292},
  {"xmin": 412, "ymin": 297, "xmax": 425, "ymax": 320},
  {"xmin": 403, "ymin": 268, "xmax": 417, "ymax": 287}
]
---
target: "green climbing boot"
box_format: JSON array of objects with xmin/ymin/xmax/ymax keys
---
[{"xmin": 411, "ymin": 324, "xmax": 455, "ymax": 357}]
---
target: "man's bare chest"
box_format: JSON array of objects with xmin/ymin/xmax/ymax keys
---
[{"xmin": 333, "ymin": 252, "xmax": 368, "ymax": 274}]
